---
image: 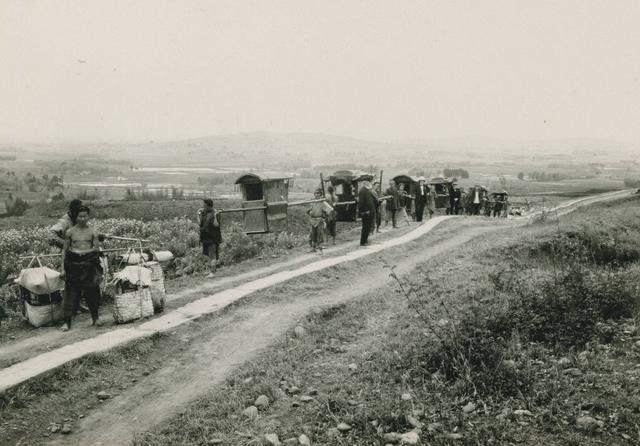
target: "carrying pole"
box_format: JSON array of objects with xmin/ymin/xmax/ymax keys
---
[
  {"xmin": 378, "ymin": 170, "xmax": 384, "ymax": 195},
  {"xmin": 105, "ymin": 235, "xmax": 151, "ymax": 243},
  {"xmin": 320, "ymin": 173, "xmax": 326, "ymax": 198}
]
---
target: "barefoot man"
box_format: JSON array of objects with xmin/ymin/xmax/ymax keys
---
[{"xmin": 60, "ymin": 205, "xmax": 102, "ymax": 331}]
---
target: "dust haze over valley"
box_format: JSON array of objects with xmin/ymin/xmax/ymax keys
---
[{"xmin": 4, "ymin": 2, "xmax": 640, "ymax": 446}]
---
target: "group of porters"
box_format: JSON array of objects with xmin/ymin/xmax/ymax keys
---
[
  {"xmin": 13, "ymin": 169, "xmax": 511, "ymax": 330},
  {"xmin": 233, "ymin": 170, "xmax": 511, "ymax": 235}
]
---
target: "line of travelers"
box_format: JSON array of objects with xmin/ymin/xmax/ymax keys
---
[{"xmin": 307, "ymin": 178, "xmax": 511, "ymax": 252}]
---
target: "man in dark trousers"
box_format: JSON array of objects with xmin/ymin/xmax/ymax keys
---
[
  {"xmin": 199, "ymin": 198, "xmax": 222, "ymax": 278},
  {"xmin": 372, "ymin": 181, "xmax": 382, "ymax": 232},
  {"xmin": 60, "ymin": 205, "xmax": 101, "ymax": 331},
  {"xmin": 384, "ymin": 179, "xmax": 400, "ymax": 228},
  {"xmin": 358, "ymin": 181, "xmax": 376, "ymax": 246},
  {"xmin": 414, "ymin": 177, "xmax": 428, "ymax": 222}
]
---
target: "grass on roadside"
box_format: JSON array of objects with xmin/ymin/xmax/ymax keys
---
[{"xmin": 133, "ymin": 196, "xmax": 640, "ymax": 446}]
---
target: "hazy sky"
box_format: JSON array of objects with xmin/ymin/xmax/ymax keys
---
[{"xmin": 1, "ymin": 0, "xmax": 639, "ymax": 144}]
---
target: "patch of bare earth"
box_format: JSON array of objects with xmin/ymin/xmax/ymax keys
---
[{"xmin": 1, "ymin": 218, "xmax": 500, "ymax": 446}]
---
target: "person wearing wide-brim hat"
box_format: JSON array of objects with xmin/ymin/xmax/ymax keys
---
[
  {"xmin": 414, "ymin": 176, "xmax": 428, "ymax": 222},
  {"xmin": 357, "ymin": 180, "xmax": 377, "ymax": 246}
]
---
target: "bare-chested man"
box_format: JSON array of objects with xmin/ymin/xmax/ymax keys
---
[{"xmin": 60, "ymin": 205, "xmax": 102, "ymax": 331}]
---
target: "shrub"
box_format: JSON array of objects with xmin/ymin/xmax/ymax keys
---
[
  {"xmin": 5, "ymin": 198, "xmax": 30, "ymax": 217},
  {"xmin": 487, "ymin": 262, "xmax": 640, "ymax": 349}
]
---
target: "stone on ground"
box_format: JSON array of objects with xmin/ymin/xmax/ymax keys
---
[
  {"xmin": 298, "ymin": 433, "xmax": 311, "ymax": 445},
  {"xmin": 576, "ymin": 416, "xmax": 604, "ymax": 431},
  {"xmin": 294, "ymin": 326, "xmax": 306, "ymax": 338},
  {"xmin": 337, "ymin": 422, "xmax": 352, "ymax": 432},
  {"xmin": 264, "ymin": 433, "xmax": 281, "ymax": 445},
  {"xmin": 462, "ymin": 402, "xmax": 476, "ymax": 414},
  {"xmin": 400, "ymin": 431, "xmax": 419, "ymax": 445},
  {"xmin": 243, "ymin": 405, "xmax": 259, "ymax": 419},
  {"xmin": 255, "ymin": 394, "xmax": 270, "ymax": 408}
]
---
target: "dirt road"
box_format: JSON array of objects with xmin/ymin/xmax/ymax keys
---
[
  {"xmin": 46, "ymin": 220, "xmax": 500, "ymax": 446},
  {"xmin": 2, "ymin": 190, "xmax": 632, "ymax": 446}
]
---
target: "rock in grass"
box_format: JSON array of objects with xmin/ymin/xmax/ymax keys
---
[
  {"xmin": 263, "ymin": 433, "xmax": 281, "ymax": 445},
  {"xmin": 462, "ymin": 402, "xmax": 476, "ymax": 414},
  {"xmin": 514, "ymin": 409, "xmax": 533, "ymax": 417},
  {"xmin": 348, "ymin": 363, "xmax": 358, "ymax": 371},
  {"xmin": 208, "ymin": 439, "xmax": 223, "ymax": 445},
  {"xmin": 337, "ymin": 422, "xmax": 352, "ymax": 432},
  {"xmin": 96, "ymin": 391, "xmax": 110, "ymax": 400},
  {"xmin": 243, "ymin": 406, "xmax": 259, "ymax": 419},
  {"xmin": 255, "ymin": 395, "xmax": 270, "ymax": 409},
  {"xmin": 288, "ymin": 386, "xmax": 301, "ymax": 395},
  {"xmin": 399, "ymin": 431, "xmax": 419, "ymax": 445},
  {"xmin": 556, "ymin": 357, "xmax": 571, "ymax": 367},
  {"xmin": 294, "ymin": 326, "xmax": 306, "ymax": 338},
  {"xmin": 502, "ymin": 359, "xmax": 516, "ymax": 369},
  {"xmin": 406, "ymin": 415, "xmax": 422, "ymax": 429},
  {"xmin": 298, "ymin": 434, "xmax": 311, "ymax": 445},
  {"xmin": 383, "ymin": 432, "xmax": 401, "ymax": 443},
  {"xmin": 446, "ymin": 433, "xmax": 464, "ymax": 440},
  {"xmin": 300, "ymin": 395, "xmax": 314, "ymax": 403},
  {"xmin": 576, "ymin": 416, "xmax": 604, "ymax": 432},
  {"xmin": 401, "ymin": 393, "xmax": 412, "ymax": 401},
  {"xmin": 50, "ymin": 424, "xmax": 61, "ymax": 434},
  {"xmin": 61, "ymin": 424, "xmax": 72, "ymax": 434}
]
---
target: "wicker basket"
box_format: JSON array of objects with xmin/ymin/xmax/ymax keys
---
[
  {"xmin": 24, "ymin": 300, "xmax": 64, "ymax": 327},
  {"xmin": 112, "ymin": 287, "xmax": 154, "ymax": 324}
]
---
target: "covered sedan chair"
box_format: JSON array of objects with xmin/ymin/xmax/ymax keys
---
[
  {"xmin": 427, "ymin": 176, "xmax": 456, "ymax": 209},
  {"xmin": 235, "ymin": 172, "xmax": 291, "ymax": 233},
  {"xmin": 327, "ymin": 170, "xmax": 374, "ymax": 221},
  {"xmin": 491, "ymin": 191, "xmax": 509, "ymax": 218}
]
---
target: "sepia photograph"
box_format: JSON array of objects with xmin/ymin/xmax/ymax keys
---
[{"xmin": 1, "ymin": 1, "xmax": 640, "ymax": 445}]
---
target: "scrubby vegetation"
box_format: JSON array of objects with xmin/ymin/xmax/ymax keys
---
[
  {"xmin": 131, "ymin": 196, "xmax": 640, "ymax": 445},
  {"xmin": 0, "ymin": 199, "xmax": 316, "ymax": 325}
]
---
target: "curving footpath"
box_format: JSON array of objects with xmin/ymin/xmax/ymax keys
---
[{"xmin": 0, "ymin": 189, "xmax": 633, "ymax": 394}]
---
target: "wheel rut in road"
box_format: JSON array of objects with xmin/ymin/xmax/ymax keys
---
[{"xmin": 46, "ymin": 223, "xmax": 495, "ymax": 446}]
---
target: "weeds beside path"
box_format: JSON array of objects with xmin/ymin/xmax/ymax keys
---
[
  {"xmin": 0, "ymin": 218, "xmax": 497, "ymax": 446},
  {"xmin": 132, "ymin": 195, "xmax": 640, "ymax": 446},
  {"xmin": 1, "ymin": 190, "xmax": 635, "ymax": 445}
]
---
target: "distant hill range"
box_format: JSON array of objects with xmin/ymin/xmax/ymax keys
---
[{"xmin": 3, "ymin": 132, "xmax": 638, "ymax": 167}]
